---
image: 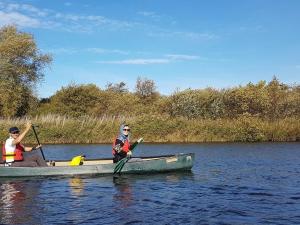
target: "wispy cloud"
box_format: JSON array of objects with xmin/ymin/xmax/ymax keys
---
[
  {"xmin": 86, "ymin": 48, "xmax": 129, "ymax": 55},
  {"xmin": 138, "ymin": 11, "xmax": 156, "ymax": 17},
  {"xmin": 0, "ymin": 2, "xmax": 138, "ymax": 32},
  {"xmin": 45, "ymin": 47, "xmax": 202, "ymax": 64},
  {"xmin": 47, "ymin": 48, "xmax": 78, "ymax": 54},
  {"xmin": 97, "ymin": 58, "xmax": 170, "ymax": 65},
  {"xmin": 0, "ymin": 11, "xmax": 41, "ymax": 28},
  {"xmin": 96, "ymin": 53, "xmax": 201, "ymax": 65},
  {"xmin": 45, "ymin": 47, "xmax": 129, "ymax": 55},
  {"xmin": 137, "ymin": 10, "xmax": 177, "ymax": 26},
  {"xmin": 165, "ymin": 54, "xmax": 200, "ymax": 60},
  {"xmin": 138, "ymin": 11, "xmax": 161, "ymax": 20},
  {"xmin": 4, "ymin": 3, "xmax": 49, "ymax": 17},
  {"xmin": 0, "ymin": 2, "xmax": 58, "ymax": 28},
  {"xmin": 0, "ymin": 2, "xmax": 218, "ymax": 42},
  {"xmin": 148, "ymin": 29, "xmax": 218, "ymax": 40}
]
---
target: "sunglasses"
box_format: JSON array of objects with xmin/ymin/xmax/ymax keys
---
[
  {"xmin": 11, "ymin": 131, "xmax": 20, "ymax": 134},
  {"xmin": 123, "ymin": 129, "xmax": 130, "ymax": 131}
]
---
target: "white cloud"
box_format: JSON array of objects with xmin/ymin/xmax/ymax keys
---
[
  {"xmin": 96, "ymin": 53, "xmax": 200, "ymax": 65},
  {"xmin": 97, "ymin": 58, "xmax": 170, "ymax": 65},
  {"xmin": 148, "ymin": 29, "xmax": 218, "ymax": 40},
  {"xmin": 5, "ymin": 3, "xmax": 48, "ymax": 17},
  {"xmin": 0, "ymin": 11, "xmax": 40, "ymax": 28},
  {"xmin": 0, "ymin": 2, "xmax": 218, "ymax": 41},
  {"xmin": 0, "ymin": 2, "xmax": 137, "ymax": 32},
  {"xmin": 138, "ymin": 11, "xmax": 156, "ymax": 17},
  {"xmin": 165, "ymin": 54, "xmax": 199, "ymax": 60},
  {"xmin": 47, "ymin": 48, "xmax": 78, "ymax": 54},
  {"xmin": 87, "ymin": 48, "xmax": 129, "ymax": 55},
  {"xmin": 43, "ymin": 45, "xmax": 201, "ymax": 64},
  {"xmin": 45, "ymin": 47, "xmax": 129, "ymax": 55},
  {"xmin": 138, "ymin": 11, "xmax": 161, "ymax": 20},
  {"xmin": 53, "ymin": 13, "xmax": 136, "ymax": 32}
]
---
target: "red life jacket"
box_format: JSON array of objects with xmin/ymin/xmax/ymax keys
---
[
  {"xmin": 112, "ymin": 138, "xmax": 130, "ymax": 155},
  {"xmin": 2, "ymin": 143, "xmax": 24, "ymax": 162}
]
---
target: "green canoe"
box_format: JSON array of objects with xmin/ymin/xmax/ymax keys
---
[{"xmin": 0, "ymin": 153, "xmax": 194, "ymax": 178}]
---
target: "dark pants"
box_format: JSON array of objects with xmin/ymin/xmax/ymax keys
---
[{"xmin": 11, "ymin": 154, "xmax": 48, "ymax": 167}]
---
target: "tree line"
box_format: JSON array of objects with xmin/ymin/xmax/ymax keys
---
[
  {"xmin": 0, "ymin": 25, "xmax": 299, "ymax": 143},
  {"xmin": 31, "ymin": 77, "xmax": 299, "ymax": 121}
]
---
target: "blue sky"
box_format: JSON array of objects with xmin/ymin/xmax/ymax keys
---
[{"xmin": 0, "ymin": 0, "xmax": 299, "ymax": 98}]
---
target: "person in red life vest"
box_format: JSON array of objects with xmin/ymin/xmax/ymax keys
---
[
  {"xmin": 2, "ymin": 122, "xmax": 48, "ymax": 167},
  {"xmin": 112, "ymin": 124, "xmax": 143, "ymax": 163}
]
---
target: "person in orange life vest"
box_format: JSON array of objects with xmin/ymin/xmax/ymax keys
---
[
  {"xmin": 112, "ymin": 124, "xmax": 143, "ymax": 163},
  {"xmin": 2, "ymin": 122, "xmax": 48, "ymax": 167}
]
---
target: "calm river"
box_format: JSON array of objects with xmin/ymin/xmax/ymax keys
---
[{"xmin": 0, "ymin": 143, "xmax": 300, "ymax": 225}]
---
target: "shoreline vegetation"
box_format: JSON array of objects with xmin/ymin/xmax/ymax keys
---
[
  {"xmin": 0, "ymin": 25, "xmax": 299, "ymax": 144},
  {"xmin": 0, "ymin": 115, "xmax": 299, "ymax": 144}
]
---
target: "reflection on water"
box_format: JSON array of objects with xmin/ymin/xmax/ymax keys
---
[
  {"xmin": 69, "ymin": 177, "xmax": 84, "ymax": 196},
  {"xmin": 0, "ymin": 180, "xmax": 42, "ymax": 225},
  {"xmin": 112, "ymin": 171, "xmax": 194, "ymax": 210},
  {"xmin": 113, "ymin": 176, "xmax": 133, "ymax": 208},
  {"xmin": 0, "ymin": 143, "xmax": 300, "ymax": 225},
  {"xmin": 0, "ymin": 182, "xmax": 24, "ymax": 224}
]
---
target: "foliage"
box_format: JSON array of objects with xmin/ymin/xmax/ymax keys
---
[
  {"xmin": 44, "ymin": 84, "xmax": 105, "ymax": 117},
  {"xmin": 135, "ymin": 76, "xmax": 159, "ymax": 103},
  {"xmin": 105, "ymin": 81, "xmax": 128, "ymax": 93},
  {"xmin": 167, "ymin": 88, "xmax": 225, "ymax": 119},
  {"xmin": 30, "ymin": 77, "xmax": 299, "ymax": 144},
  {"xmin": 0, "ymin": 25, "xmax": 52, "ymax": 117}
]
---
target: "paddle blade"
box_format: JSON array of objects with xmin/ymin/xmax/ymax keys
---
[
  {"xmin": 114, "ymin": 158, "xmax": 126, "ymax": 173},
  {"xmin": 113, "ymin": 157, "xmax": 129, "ymax": 174}
]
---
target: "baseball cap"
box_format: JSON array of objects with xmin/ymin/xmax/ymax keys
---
[{"xmin": 9, "ymin": 127, "xmax": 20, "ymax": 133}]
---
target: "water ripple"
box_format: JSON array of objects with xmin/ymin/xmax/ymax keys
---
[{"xmin": 1, "ymin": 143, "xmax": 300, "ymax": 225}]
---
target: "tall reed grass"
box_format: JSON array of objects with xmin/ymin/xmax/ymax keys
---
[{"xmin": 0, "ymin": 114, "xmax": 299, "ymax": 144}]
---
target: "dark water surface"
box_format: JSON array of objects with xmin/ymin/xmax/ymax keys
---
[{"xmin": 0, "ymin": 143, "xmax": 300, "ymax": 225}]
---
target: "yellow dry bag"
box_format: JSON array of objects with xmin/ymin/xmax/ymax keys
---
[{"xmin": 69, "ymin": 155, "xmax": 85, "ymax": 166}]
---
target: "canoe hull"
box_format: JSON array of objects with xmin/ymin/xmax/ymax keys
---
[{"xmin": 0, "ymin": 153, "xmax": 194, "ymax": 178}]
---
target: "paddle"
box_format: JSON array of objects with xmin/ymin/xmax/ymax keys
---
[
  {"xmin": 114, "ymin": 157, "xmax": 130, "ymax": 175},
  {"xmin": 114, "ymin": 138, "xmax": 143, "ymax": 175},
  {"xmin": 31, "ymin": 125, "xmax": 46, "ymax": 161}
]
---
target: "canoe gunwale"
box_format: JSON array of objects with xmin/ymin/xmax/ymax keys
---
[{"xmin": 47, "ymin": 153, "xmax": 189, "ymax": 163}]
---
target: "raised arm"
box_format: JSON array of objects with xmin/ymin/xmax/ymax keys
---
[{"xmin": 12, "ymin": 122, "xmax": 32, "ymax": 145}]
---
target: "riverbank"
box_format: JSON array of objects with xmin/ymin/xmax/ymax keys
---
[{"xmin": 0, "ymin": 115, "xmax": 299, "ymax": 144}]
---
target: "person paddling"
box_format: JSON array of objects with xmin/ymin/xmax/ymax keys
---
[
  {"xmin": 2, "ymin": 122, "xmax": 48, "ymax": 167},
  {"xmin": 112, "ymin": 124, "xmax": 142, "ymax": 163}
]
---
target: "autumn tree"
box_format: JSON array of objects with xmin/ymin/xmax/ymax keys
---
[
  {"xmin": 135, "ymin": 76, "xmax": 158, "ymax": 102},
  {"xmin": 265, "ymin": 76, "xmax": 289, "ymax": 120},
  {"xmin": 47, "ymin": 84, "xmax": 105, "ymax": 117},
  {"xmin": 105, "ymin": 81, "xmax": 128, "ymax": 93},
  {"xmin": 0, "ymin": 25, "xmax": 52, "ymax": 117},
  {"xmin": 167, "ymin": 88, "xmax": 224, "ymax": 119},
  {"xmin": 222, "ymin": 81, "xmax": 269, "ymax": 118}
]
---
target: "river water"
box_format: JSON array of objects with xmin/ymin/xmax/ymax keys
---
[{"xmin": 0, "ymin": 143, "xmax": 300, "ymax": 225}]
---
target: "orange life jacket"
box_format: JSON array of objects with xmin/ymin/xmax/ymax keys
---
[
  {"xmin": 2, "ymin": 143, "xmax": 24, "ymax": 162},
  {"xmin": 112, "ymin": 138, "xmax": 130, "ymax": 155}
]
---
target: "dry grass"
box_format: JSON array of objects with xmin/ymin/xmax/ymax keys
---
[{"xmin": 0, "ymin": 114, "xmax": 299, "ymax": 144}]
